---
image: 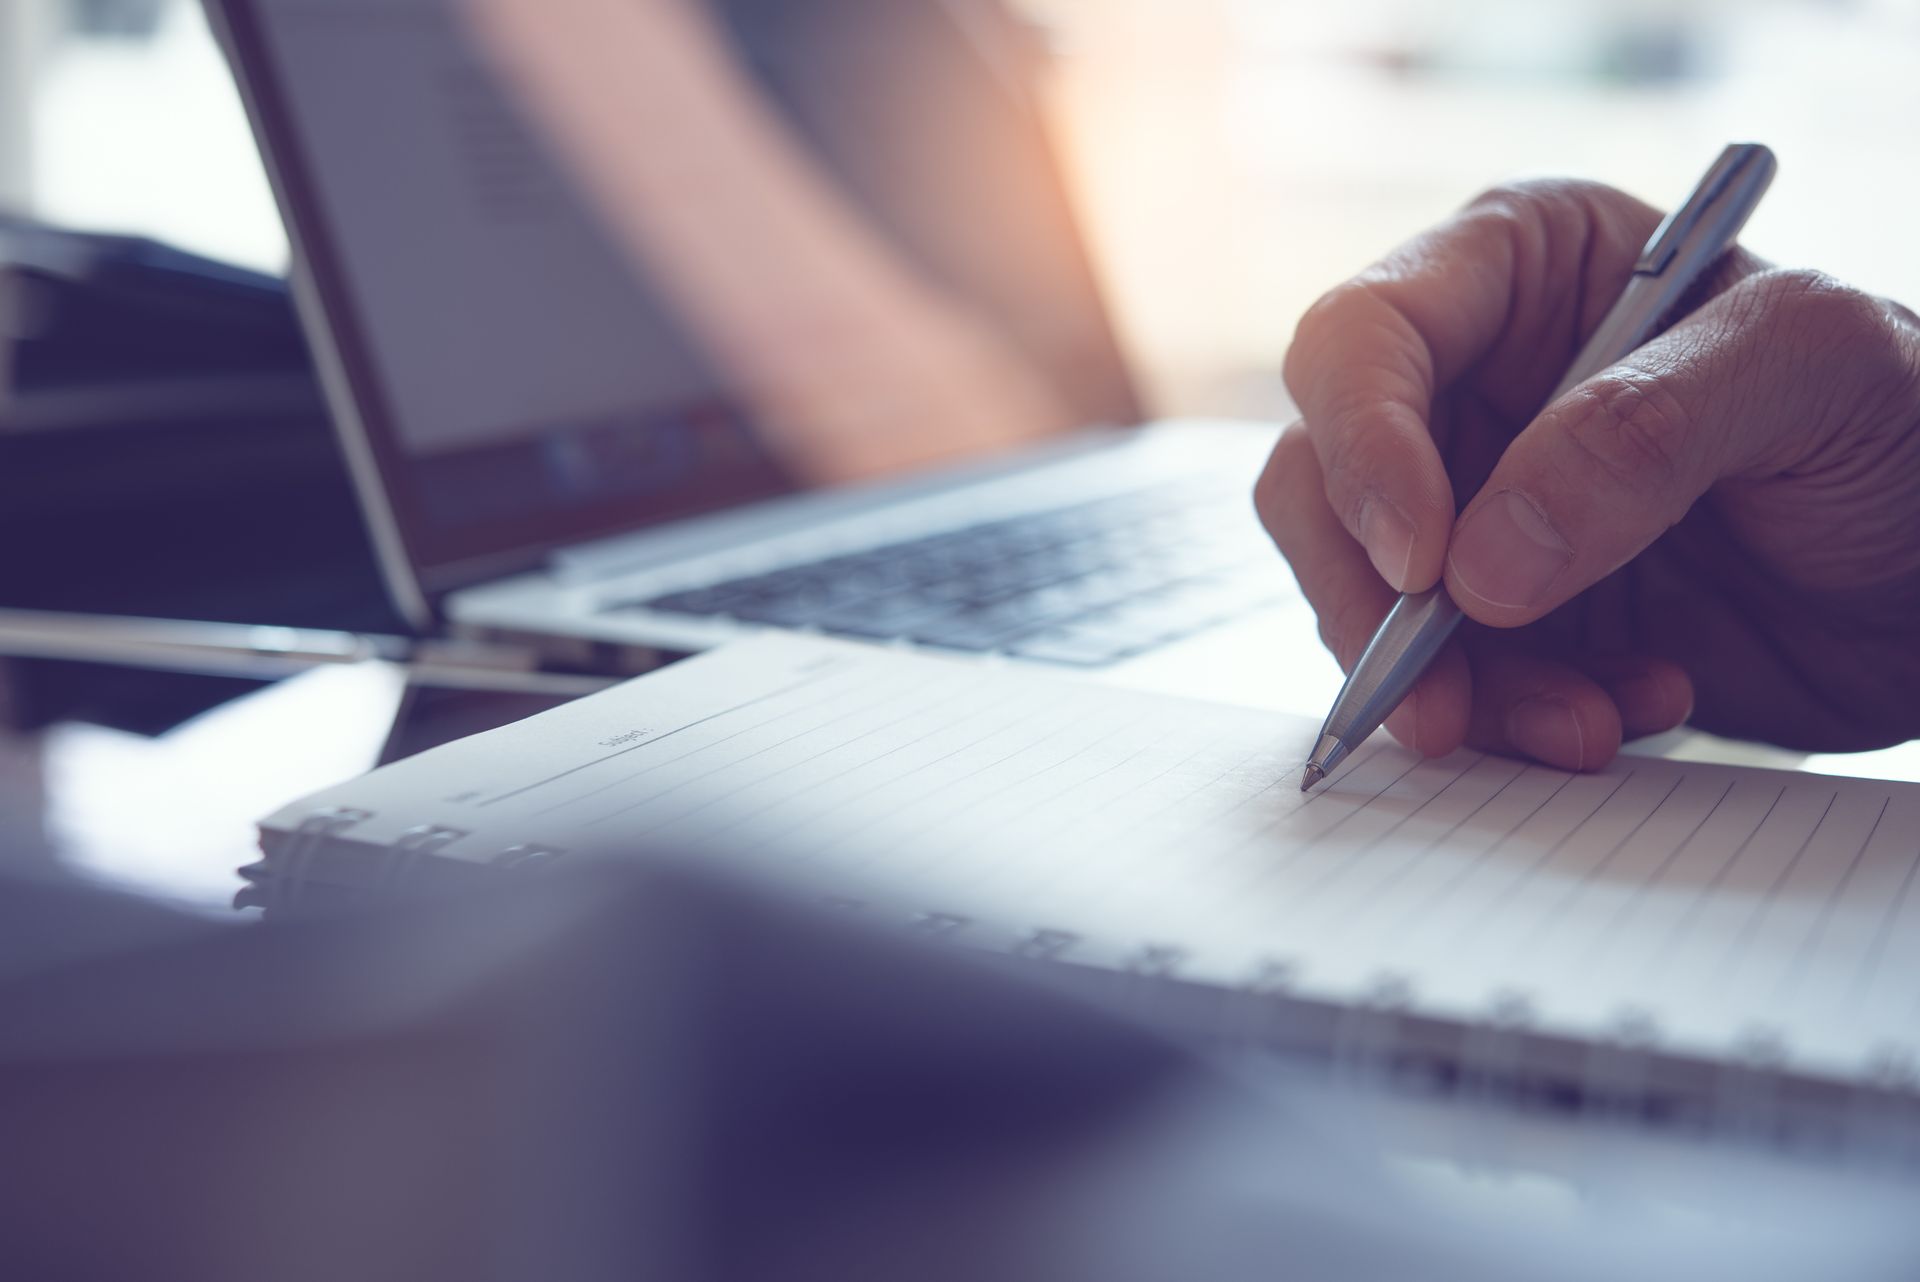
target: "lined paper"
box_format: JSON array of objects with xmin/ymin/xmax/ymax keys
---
[{"xmin": 268, "ymin": 636, "xmax": 1920, "ymax": 1079}]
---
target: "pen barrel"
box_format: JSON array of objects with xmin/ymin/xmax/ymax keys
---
[
  {"xmin": 1550, "ymin": 143, "xmax": 1775, "ymax": 404},
  {"xmin": 1549, "ymin": 274, "xmax": 1684, "ymax": 403},
  {"xmin": 1323, "ymin": 588, "xmax": 1464, "ymax": 744}
]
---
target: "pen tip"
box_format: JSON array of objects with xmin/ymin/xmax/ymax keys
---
[{"xmin": 1301, "ymin": 764, "xmax": 1325, "ymax": 793}]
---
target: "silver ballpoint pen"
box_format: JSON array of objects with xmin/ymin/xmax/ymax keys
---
[{"xmin": 1300, "ymin": 143, "xmax": 1777, "ymax": 791}]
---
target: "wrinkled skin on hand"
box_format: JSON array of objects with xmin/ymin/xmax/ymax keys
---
[{"xmin": 1257, "ymin": 180, "xmax": 1920, "ymax": 768}]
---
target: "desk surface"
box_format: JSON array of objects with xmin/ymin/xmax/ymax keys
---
[{"xmin": 1, "ymin": 660, "xmax": 411, "ymax": 911}]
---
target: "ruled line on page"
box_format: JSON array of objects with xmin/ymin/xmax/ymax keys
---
[
  {"xmin": 582, "ymin": 669, "xmax": 980, "ymax": 830},
  {"xmin": 1852, "ymin": 815, "xmax": 1920, "ymax": 1009},
  {"xmin": 1370, "ymin": 769, "xmax": 1602, "ymax": 952},
  {"xmin": 344, "ymin": 637, "xmax": 1920, "ymax": 1066},
  {"xmin": 1290, "ymin": 757, "xmax": 1526, "ymax": 918},
  {"xmin": 1492, "ymin": 776, "xmax": 1686, "ymax": 962},
  {"xmin": 614, "ymin": 680, "xmax": 991, "ymax": 838},
  {"xmin": 1253, "ymin": 754, "xmax": 1508, "ymax": 929},
  {"xmin": 1556, "ymin": 779, "xmax": 1737, "ymax": 981},
  {"xmin": 1291, "ymin": 768, "xmax": 1601, "ymax": 994},
  {"xmin": 1705, "ymin": 792, "xmax": 1842, "ymax": 992},
  {"xmin": 977, "ymin": 727, "xmax": 1277, "ymax": 908},
  {"xmin": 1619, "ymin": 785, "xmax": 1789, "ymax": 983},
  {"xmin": 1771, "ymin": 796, "xmax": 1888, "ymax": 1003},
  {"xmin": 695, "ymin": 685, "xmax": 1049, "ymax": 842},
  {"xmin": 1720, "ymin": 790, "xmax": 1881, "ymax": 997},
  {"xmin": 480, "ymin": 662, "xmax": 852, "ymax": 807},
  {"xmin": 526, "ymin": 669, "xmax": 899, "ymax": 820},
  {"xmin": 1192, "ymin": 741, "xmax": 1398, "ymax": 873},
  {"xmin": 722, "ymin": 696, "xmax": 1084, "ymax": 862},
  {"xmin": 859, "ymin": 707, "xmax": 1174, "ymax": 887},
  {"xmin": 1189, "ymin": 755, "xmax": 1538, "ymax": 964}
]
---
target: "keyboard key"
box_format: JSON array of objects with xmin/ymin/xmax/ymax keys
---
[
  {"xmin": 638, "ymin": 586, "xmax": 753, "ymax": 616},
  {"xmin": 910, "ymin": 578, "xmax": 992, "ymax": 607},
  {"xmin": 1007, "ymin": 629, "xmax": 1141, "ymax": 667},
  {"xmin": 811, "ymin": 594, "xmax": 963, "ymax": 640},
  {"xmin": 1060, "ymin": 598, "xmax": 1200, "ymax": 649},
  {"xmin": 730, "ymin": 591, "xmax": 857, "ymax": 626},
  {"xmin": 905, "ymin": 602, "xmax": 1052, "ymax": 652},
  {"xmin": 1011, "ymin": 571, "xmax": 1150, "ymax": 620},
  {"xmin": 612, "ymin": 484, "xmax": 1282, "ymax": 656},
  {"xmin": 1131, "ymin": 576, "xmax": 1274, "ymax": 629}
]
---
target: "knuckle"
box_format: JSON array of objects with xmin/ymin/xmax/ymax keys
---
[
  {"xmin": 1461, "ymin": 178, "xmax": 1619, "ymax": 240},
  {"xmin": 1315, "ymin": 423, "xmax": 1397, "ymax": 535},
  {"xmin": 1312, "ymin": 404, "xmax": 1372, "ymax": 483},
  {"xmin": 1288, "ymin": 280, "xmax": 1375, "ymax": 362},
  {"xmin": 1760, "ymin": 268, "xmax": 1908, "ymax": 364},
  {"xmin": 1464, "ymin": 176, "xmax": 1598, "ymax": 218},
  {"xmin": 1750, "ymin": 267, "xmax": 1877, "ymax": 333},
  {"xmin": 1555, "ymin": 372, "xmax": 1695, "ymax": 492},
  {"xmin": 1252, "ymin": 426, "xmax": 1310, "ymax": 530},
  {"xmin": 1290, "ymin": 260, "xmax": 1438, "ymax": 383},
  {"xmin": 1739, "ymin": 267, "xmax": 1920, "ymax": 436},
  {"xmin": 1463, "ymin": 180, "xmax": 1660, "ymax": 289}
]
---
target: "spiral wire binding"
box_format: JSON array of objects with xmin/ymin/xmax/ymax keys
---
[
  {"xmin": 1580, "ymin": 1007, "xmax": 1665, "ymax": 1141},
  {"xmin": 1331, "ymin": 972, "xmax": 1418, "ymax": 1093},
  {"xmin": 1457, "ymin": 989, "xmax": 1535, "ymax": 1108},
  {"xmin": 1848, "ymin": 1043, "xmax": 1920, "ymax": 1167},
  {"xmin": 494, "ymin": 844, "xmax": 566, "ymax": 870},
  {"xmin": 381, "ymin": 825, "xmax": 471, "ymax": 897},
  {"xmin": 921, "ymin": 909, "xmax": 1920, "ymax": 1172},
  {"xmin": 1715, "ymin": 1024, "xmax": 1790, "ymax": 1149},
  {"xmin": 255, "ymin": 810, "xmax": 572, "ymax": 914},
  {"xmin": 1225, "ymin": 957, "xmax": 1303, "ymax": 1058},
  {"xmin": 247, "ymin": 820, "xmax": 1920, "ymax": 1173},
  {"xmin": 1013, "ymin": 927, "xmax": 1077, "ymax": 961},
  {"xmin": 269, "ymin": 807, "xmax": 373, "ymax": 914}
]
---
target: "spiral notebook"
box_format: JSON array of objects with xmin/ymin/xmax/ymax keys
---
[{"xmin": 252, "ymin": 635, "xmax": 1920, "ymax": 1153}]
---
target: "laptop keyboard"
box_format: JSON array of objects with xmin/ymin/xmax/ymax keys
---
[{"xmin": 615, "ymin": 483, "xmax": 1286, "ymax": 667}]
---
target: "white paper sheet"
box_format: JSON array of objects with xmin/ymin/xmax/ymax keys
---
[{"xmin": 265, "ymin": 635, "xmax": 1920, "ymax": 1080}]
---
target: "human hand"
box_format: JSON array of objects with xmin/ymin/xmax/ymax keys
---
[{"xmin": 1256, "ymin": 180, "xmax": 1920, "ymax": 769}]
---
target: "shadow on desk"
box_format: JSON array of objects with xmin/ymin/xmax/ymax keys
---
[{"xmin": 3, "ymin": 858, "xmax": 1916, "ymax": 1282}]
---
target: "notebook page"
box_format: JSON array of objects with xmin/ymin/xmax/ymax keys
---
[{"xmin": 265, "ymin": 636, "xmax": 1920, "ymax": 1082}]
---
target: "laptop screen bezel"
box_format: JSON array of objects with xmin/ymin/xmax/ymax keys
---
[{"xmin": 204, "ymin": 0, "xmax": 1142, "ymax": 628}]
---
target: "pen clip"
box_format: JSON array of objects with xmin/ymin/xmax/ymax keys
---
[{"xmin": 1634, "ymin": 143, "xmax": 1776, "ymax": 276}]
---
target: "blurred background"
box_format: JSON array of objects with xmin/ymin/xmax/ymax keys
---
[{"xmin": 8, "ymin": 0, "xmax": 1920, "ymax": 417}]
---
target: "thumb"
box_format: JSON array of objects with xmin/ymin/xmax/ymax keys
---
[{"xmin": 1442, "ymin": 268, "xmax": 1861, "ymax": 627}]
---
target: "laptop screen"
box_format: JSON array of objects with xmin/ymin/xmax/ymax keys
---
[{"xmin": 211, "ymin": 0, "xmax": 1140, "ymax": 607}]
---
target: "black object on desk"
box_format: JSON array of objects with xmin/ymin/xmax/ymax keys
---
[
  {"xmin": 0, "ymin": 214, "xmax": 315, "ymax": 430},
  {"xmin": 0, "ymin": 218, "xmax": 401, "ymax": 733}
]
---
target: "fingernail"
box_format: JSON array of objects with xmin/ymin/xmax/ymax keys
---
[
  {"xmin": 1605, "ymin": 673, "xmax": 1690, "ymax": 735},
  {"xmin": 1448, "ymin": 490, "xmax": 1572, "ymax": 610},
  {"xmin": 1359, "ymin": 497, "xmax": 1417, "ymax": 591},
  {"xmin": 1506, "ymin": 695, "xmax": 1585, "ymax": 766}
]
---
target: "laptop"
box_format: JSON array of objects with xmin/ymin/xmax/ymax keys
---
[{"xmin": 205, "ymin": 0, "xmax": 1332, "ymax": 714}]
